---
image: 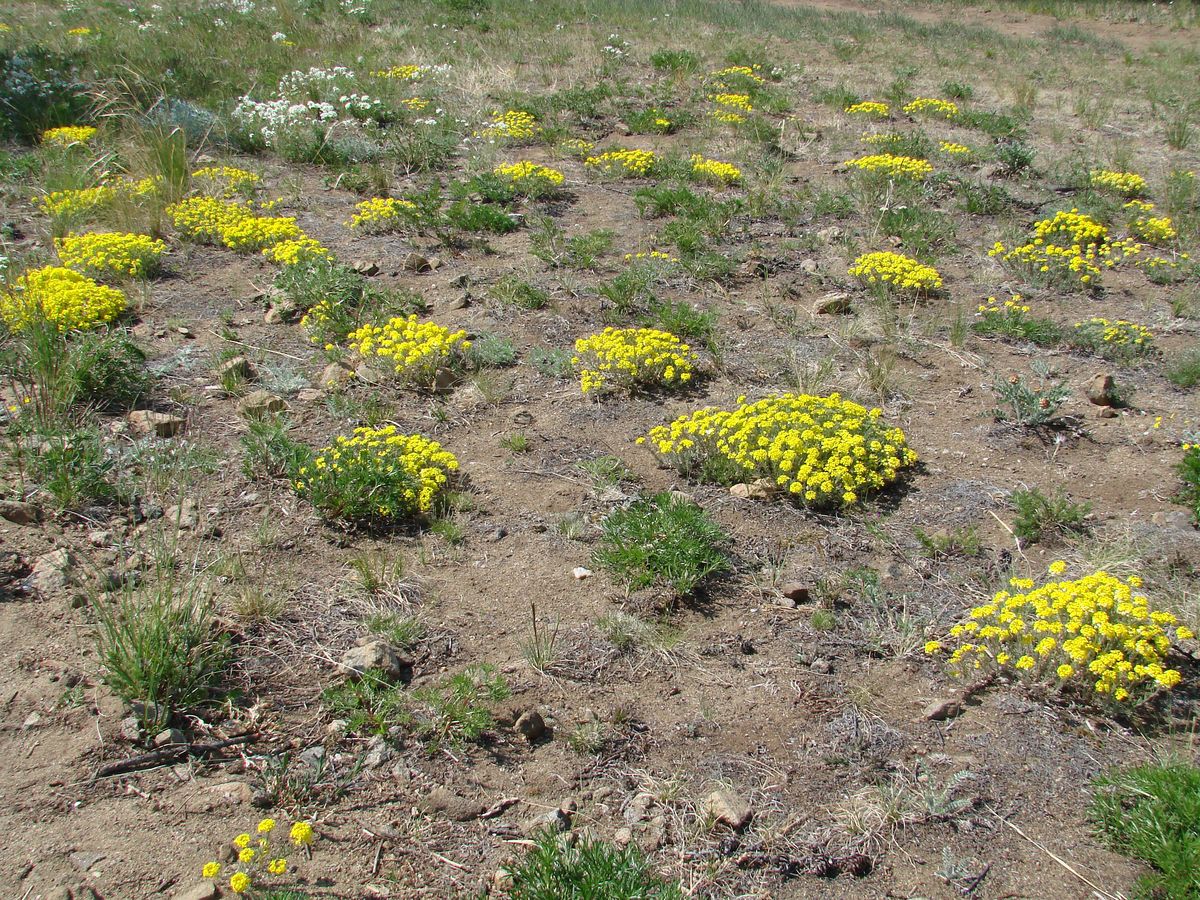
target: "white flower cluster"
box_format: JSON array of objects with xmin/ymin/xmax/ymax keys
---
[
  {"xmin": 602, "ymin": 33, "xmax": 630, "ymax": 59},
  {"xmin": 233, "ymin": 66, "xmax": 388, "ymax": 148}
]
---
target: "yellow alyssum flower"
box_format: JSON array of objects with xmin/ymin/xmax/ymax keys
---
[
  {"xmin": 844, "ymin": 153, "xmax": 932, "ymax": 181},
  {"xmin": 844, "ymin": 101, "xmax": 889, "ymax": 117},
  {"xmin": 642, "ymin": 392, "xmax": 917, "ymax": 509},
  {"xmin": 584, "ymin": 149, "xmax": 656, "ymax": 178},
  {"xmin": 55, "ymin": 232, "xmax": 166, "ymax": 279},
  {"xmin": 257, "ymin": 818, "xmax": 276, "ymax": 834},
  {"xmin": 230, "ymin": 872, "xmax": 251, "ymax": 894},
  {"xmin": 267, "ymin": 858, "xmax": 287, "ymax": 875},
  {"xmin": 191, "ymin": 166, "xmax": 261, "ymax": 198},
  {"xmin": 939, "ymin": 141, "xmax": 971, "ymax": 155},
  {"xmin": 41, "ymin": 125, "xmax": 97, "ymax": 146},
  {"xmin": 573, "ymin": 327, "xmax": 696, "ymax": 395},
  {"xmin": 1, "ymin": 265, "xmax": 126, "ymax": 332},
  {"xmin": 347, "ymin": 315, "xmax": 470, "ymax": 387},
  {"xmin": 347, "ymin": 197, "xmax": 418, "ymax": 232},
  {"xmin": 167, "ymin": 196, "xmax": 303, "ymax": 251},
  {"xmin": 38, "ymin": 185, "xmax": 116, "ymax": 221},
  {"xmin": 1090, "ymin": 169, "xmax": 1147, "ymax": 197},
  {"xmin": 848, "ymin": 251, "xmax": 942, "ymax": 293},
  {"xmin": 903, "ymin": 97, "xmax": 958, "ymax": 118},
  {"xmin": 690, "ymin": 154, "xmax": 742, "ymax": 185},
  {"xmin": 493, "ymin": 161, "xmax": 565, "ymax": 195},
  {"xmin": 262, "ymin": 236, "xmax": 330, "ymax": 266},
  {"xmin": 290, "ymin": 822, "xmax": 315, "ymax": 846},
  {"xmin": 202, "ymin": 862, "xmax": 221, "ymax": 878},
  {"xmin": 474, "ymin": 110, "xmax": 540, "ymax": 142}
]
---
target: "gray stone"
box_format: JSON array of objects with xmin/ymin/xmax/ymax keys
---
[
  {"xmin": 422, "ymin": 786, "xmax": 482, "ymax": 821},
  {"xmin": 363, "ymin": 735, "xmax": 395, "ymax": 768},
  {"xmin": 0, "ymin": 499, "xmax": 41, "ymax": 525},
  {"xmin": 321, "ymin": 361, "xmax": 354, "ymax": 388},
  {"xmin": 339, "ymin": 640, "xmax": 412, "ymax": 683},
  {"xmin": 128, "ymin": 409, "xmax": 185, "ymax": 437},
  {"xmin": 779, "ymin": 582, "xmax": 811, "ymax": 603},
  {"xmin": 173, "ymin": 883, "xmax": 219, "ymax": 900},
  {"xmin": 810, "ymin": 657, "xmax": 832, "ymax": 674},
  {"xmin": 165, "ymin": 499, "xmax": 199, "ymax": 530},
  {"xmin": 27, "ymin": 549, "xmax": 78, "ymax": 594},
  {"xmin": 814, "ymin": 292, "xmax": 853, "ymax": 315},
  {"xmin": 515, "ymin": 710, "xmax": 546, "ymax": 743},
  {"xmin": 154, "ymin": 728, "xmax": 187, "ymax": 748},
  {"xmin": 354, "ymin": 363, "xmax": 385, "ymax": 385},
  {"xmin": 352, "ymin": 259, "xmax": 381, "ymax": 276},
  {"xmin": 432, "ymin": 367, "xmax": 457, "ymax": 393},
  {"xmin": 798, "ymin": 258, "xmax": 818, "ymax": 274},
  {"xmin": 923, "ymin": 698, "xmax": 963, "ymax": 721},
  {"xmin": 403, "ymin": 252, "xmax": 434, "ymax": 273},
  {"xmin": 217, "ymin": 355, "xmax": 256, "ymax": 381},
  {"xmin": 703, "ymin": 789, "xmax": 752, "ymax": 831},
  {"xmin": 1086, "ymin": 373, "xmax": 1117, "ymax": 407},
  {"xmin": 119, "ymin": 716, "xmax": 144, "ymax": 742},
  {"xmin": 730, "ymin": 479, "xmax": 776, "ymax": 500},
  {"xmin": 237, "ymin": 389, "xmax": 286, "ymax": 418},
  {"xmin": 524, "ymin": 806, "xmax": 571, "ymax": 835}
]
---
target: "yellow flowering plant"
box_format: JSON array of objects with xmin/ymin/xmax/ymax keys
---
[
  {"xmin": 928, "ymin": 566, "xmax": 1192, "ymax": 704},
  {"xmin": 492, "ymin": 161, "xmax": 565, "ymax": 198},
  {"xmin": 191, "ymin": 166, "xmax": 262, "ymax": 198},
  {"xmin": 347, "ymin": 197, "xmax": 419, "ymax": 232},
  {"xmin": 55, "ymin": 232, "xmax": 167, "ymax": 280},
  {"xmin": 201, "ymin": 818, "xmax": 312, "ymax": 896},
  {"xmin": 293, "ymin": 426, "xmax": 459, "ymax": 523},
  {"xmin": 902, "ymin": 97, "xmax": 958, "ymax": 119},
  {"xmin": 262, "ymin": 236, "xmax": 331, "ymax": 267},
  {"xmin": 1090, "ymin": 169, "xmax": 1147, "ymax": 197},
  {"xmin": 689, "ymin": 154, "xmax": 742, "ymax": 186},
  {"xmin": 346, "ymin": 314, "xmax": 470, "ymax": 389},
  {"xmin": 572, "ymin": 327, "xmax": 696, "ymax": 395},
  {"xmin": 584, "ymin": 148, "xmax": 657, "ymax": 178},
  {"xmin": 640, "ymin": 392, "xmax": 918, "ymax": 508},
  {"xmin": 848, "ymin": 251, "xmax": 943, "ymax": 295},
  {"xmin": 167, "ymin": 196, "xmax": 304, "ymax": 251},
  {"xmin": 558, "ymin": 137, "xmax": 595, "ymax": 159},
  {"xmin": 709, "ymin": 92, "xmax": 753, "ymax": 123},
  {"xmin": 844, "ymin": 101, "xmax": 890, "ymax": 118},
  {"xmin": 1, "ymin": 265, "xmax": 126, "ymax": 332},
  {"xmin": 473, "ymin": 110, "xmax": 540, "ymax": 143},
  {"xmin": 938, "ymin": 141, "xmax": 971, "ymax": 156},
  {"xmin": 41, "ymin": 125, "xmax": 97, "ymax": 146},
  {"xmin": 1070, "ymin": 317, "xmax": 1155, "ymax": 363},
  {"xmin": 988, "ymin": 208, "xmax": 1143, "ymax": 290},
  {"xmin": 38, "ymin": 186, "xmax": 116, "ymax": 232},
  {"xmin": 843, "ymin": 153, "xmax": 932, "ymax": 181}
]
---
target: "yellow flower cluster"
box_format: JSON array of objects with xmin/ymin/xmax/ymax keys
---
[
  {"xmin": 202, "ymin": 819, "xmax": 306, "ymax": 897},
  {"xmin": 861, "ymin": 132, "xmax": 904, "ymax": 146},
  {"xmin": 38, "ymin": 185, "xmax": 115, "ymax": 220},
  {"xmin": 903, "ymin": 97, "xmax": 958, "ymax": 118},
  {"xmin": 572, "ymin": 327, "xmax": 696, "ymax": 395},
  {"xmin": 67, "ymin": 27, "xmax": 91, "ymax": 36},
  {"xmin": 584, "ymin": 149, "xmax": 656, "ymax": 178},
  {"xmin": 294, "ymin": 426, "xmax": 458, "ymax": 521},
  {"xmin": 848, "ymin": 251, "xmax": 943, "ymax": 293},
  {"xmin": 640, "ymin": 392, "xmax": 917, "ymax": 508},
  {"xmin": 988, "ymin": 209, "xmax": 1141, "ymax": 287},
  {"xmin": 348, "ymin": 197, "xmax": 418, "ymax": 231},
  {"xmin": 167, "ymin": 196, "xmax": 303, "ymax": 251},
  {"xmin": 401, "ymin": 96, "xmax": 430, "ymax": 112},
  {"xmin": 1130, "ymin": 215, "xmax": 1176, "ymax": 244},
  {"xmin": 1, "ymin": 265, "xmax": 126, "ymax": 332},
  {"xmin": 844, "ymin": 153, "xmax": 932, "ymax": 181},
  {"xmin": 929, "ymin": 567, "xmax": 1192, "ymax": 702},
  {"xmin": 262, "ymin": 236, "xmax": 331, "ymax": 266},
  {"xmin": 622, "ymin": 251, "xmax": 678, "ymax": 264},
  {"xmin": 347, "ymin": 315, "xmax": 470, "ymax": 387},
  {"xmin": 939, "ymin": 141, "xmax": 971, "ymax": 155},
  {"xmin": 977, "ymin": 293, "xmax": 1030, "ymax": 316},
  {"xmin": 55, "ymin": 232, "xmax": 166, "ymax": 279},
  {"xmin": 710, "ymin": 65, "xmax": 765, "ymax": 85},
  {"xmin": 1072, "ymin": 317, "xmax": 1154, "ymax": 356},
  {"xmin": 493, "ymin": 161, "xmax": 565, "ymax": 195},
  {"xmin": 474, "ymin": 110, "xmax": 540, "ymax": 142},
  {"xmin": 558, "ymin": 138, "xmax": 595, "ymax": 158},
  {"xmin": 371, "ymin": 64, "xmax": 432, "ymax": 80},
  {"xmin": 710, "ymin": 92, "xmax": 754, "ymax": 124},
  {"xmin": 191, "ymin": 166, "xmax": 261, "ymax": 198},
  {"xmin": 41, "ymin": 125, "xmax": 97, "ymax": 146},
  {"xmin": 845, "ymin": 101, "xmax": 889, "ymax": 117},
  {"xmin": 1090, "ymin": 169, "xmax": 1146, "ymax": 197},
  {"xmin": 690, "ymin": 154, "xmax": 742, "ymax": 185}
]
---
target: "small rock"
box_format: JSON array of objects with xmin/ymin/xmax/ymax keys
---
[
  {"xmin": 798, "ymin": 258, "xmax": 818, "ymax": 274},
  {"xmin": 174, "ymin": 883, "xmax": 219, "ymax": 900},
  {"xmin": 810, "ymin": 657, "xmax": 832, "ymax": 674},
  {"xmin": 165, "ymin": 498, "xmax": 199, "ymax": 530},
  {"xmin": 119, "ymin": 716, "xmax": 144, "ymax": 742},
  {"xmin": 296, "ymin": 388, "xmax": 323, "ymax": 402},
  {"xmin": 730, "ymin": 478, "xmax": 776, "ymax": 500},
  {"xmin": 27, "ymin": 548, "xmax": 78, "ymax": 595},
  {"xmin": 128, "ymin": 409, "xmax": 185, "ymax": 438},
  {"xmin": 446, "ymin": 292, "xmax": 471, "ymax": 311},
  {"xmin": 613, "ymin": 826, "xmax": 633, "ymax": 847},
  {"xmin": 491, "ymin": 868, "xmax": 514, "ymax": 895},
  {"xmin": 403, "ymin": 252, "xmax": 433, "ymax": 273},
  {"xmin": 1086, "ymin": 373, "xmax": 1117, "ymax": 407},
  {"xmin": 923, "ymin": 698, "xmax": 963, "ymax": 721},
  {"xmin": 339, "ymin": 640, "xmax": 413, "ymax": 683},
  {"xmin": 779, "ymin": 582, "xmax": 811, "ymax": 603},
  {"xmin": 704, "ymin": 789, "xmax": 752, "ymax": 831},
  {"xmin": 449, "ymin": 273, "xmax": 471, "ymax": 289},
  {"xmin": 515, "ymin": 710, "xmax": 546, "ymax": 743},
  {"xmin": 1152, "ymin": 510, "xmax": 1194, "ymax": 532},
  {"xmin": 432, "ymin": 367, "xmax": 457, "ymax": 393},
  {"xmin": 69, "ymin": 851, "xmax": 107, "ymax": 872},
  {"xmin": 817, "ymin": 225, "xmax": 843, "ymax": 241},
  {"xmin": 352, "ymin": 259, "xmax": 381, "ymax": 276},
  {"xmin": 88, "ymin": 529, "xmax": 112, "ymax": 547},
  {"xmin": 153, "ymin": 728, "xmax": 187, "ymax": 748},
  {"xmin": 363, "ymin": 735, "xmax": 395, "ymax": 768},
  {"xmin": 1096, "ymin": 406, "xmax": 1117, "ymax": 419},
  {"xmin": 814, "ymin": 292, "xmax": 852, "ymax": 315},
  {"xmin": 355, "ymin": 363, "xmax": 385, "ymax": 385},
  {"xmin": 298, "ymin": 745, "xmax": 326, "ymax": 770},
  {"xmin": 524, "ymin": 807, "xmax": 572, "ymax": 835},
  {"xmin": 23, "ymin": 711, "xmax": 41, "ymax": 729},
  {"xmin": 572, "ymin": 566, "xmax": 592, "ymax": 580},
  {"xmin": 422, "ymin": 786, "xmax": 483, "ymax": 821},
  {"xmin": 322, "ymin": 361, "xmax": 354, "ymax": 388},
  {"xmin": 488, "ymin": 527, "xmax": 507, "ymax": 543},
  {"xmin": 772, "ymin": 596, "xmax": 798, "ymax": 609},
  {"xmin": 237, "ymin": 389, "xmax": 286, "ymax": 418},
  {"xmin": 217, "ymin": 355, "xmax": 256, "ymax": 381},
  {"xmin": 0, "ymin": 499, "xmax": 41, "ymax": 525}
]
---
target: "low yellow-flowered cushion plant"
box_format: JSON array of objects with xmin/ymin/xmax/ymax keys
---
[
  {"xmin": 41, "ymin": 125, "xmax": 98, "ymax": 146},
  {"xmin": 1089, "ymin": 169, "xmax": 1147, "ymax": 197},
  {"xmin": 168, "ymin": 196, "xmax": 304, "ymax": 251},
  {"xmin": 346, "ymin": 315, "xmax": 470, "ymax": 388},
  {"xmin": 988, "ymin": 208, "xmax": 1143, "ymax": 289},
  {"xmin": 1, "ymin": 265, "xmax": 126, "ymax": 332},
  {"xmin": 848, "ymin": 251, "xmax": 943, "ymax": 294},
  {"xmin": 584, "ymin": 149, "xmax": 657, "ymax": 178},
  {"xmin": 903, "ymin": 97, "xmax": 958, "ymax": 118},
  {"xmin": 928, "ymin": 565, "xmax": 1192, "ymax": 703},
  {"xmin": 55, "ymin": 232, "xmax": 167, "ymax": 279},
  {"xmin": 640, "ymin": 392, "xmax": 918, "ymax": 509},
  {"xmin": 201, "ymin": 818, "xmax": 312, "ymax": 897},
  {"xmin": 572, "ymin": 327, "xmax": 696, "ymax": 395},
  {"xmin": 293, "ymin": 426, "xmax": 459, "ymax": 523},
  {"xmin": 844, "ymin": 101, "xmax": 889, "ymax": 117},
  {"xmin": 493, "ymin": 161, "xmax": 565, "ymax": 196},
  {"xmin": 474, "ymin": 110, "xmax": 540, "ymax": 142},
  {"xmin": 191, "ymin": 166, "xmax": 262, "ymax": 198},
  {"xmin": 689, "ymin": 154, "xmax": 742, "ymax": 185},
  {"xmin": 348, "ymin": 197, "xmax": 419, "ymax": 232},
  {"xmin": 844, "ymin": 153, "xmax": 933, "ymax": 181}
]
